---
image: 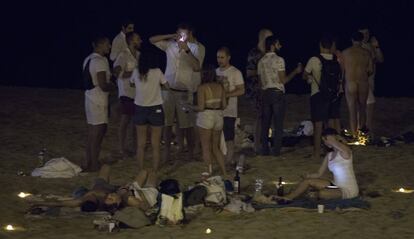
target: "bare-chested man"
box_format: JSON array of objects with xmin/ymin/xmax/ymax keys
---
[{"xmin": 342, "ymin": 32, "xmax": 373, "ymax": 137}]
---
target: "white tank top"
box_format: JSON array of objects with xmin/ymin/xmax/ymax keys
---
[{"xmin": 328, "ymin": 151, "xmax": 359, "ymax": 199}]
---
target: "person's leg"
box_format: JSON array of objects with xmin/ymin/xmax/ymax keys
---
[
  {"xmin": 212, "ymin": 130, "xmax": 228, "ymax": 178},
  {"xmin": 366, "ymin": 75, "xmax": 376, "ymax": 132},
  {"xmin": 150, "ymin": 126, "xmax": 162, "ymax": 172},
  {"xmin": 284, "ymin": 178, "xmax": 331, "ymax": 200},
  {"xmin": 271, "ymin": 92, "xmax": 285, "ymax": 156},
  {"xmin": 184, "ymin": 127, "xmax": 195, "ymax": 161},
  {"xmin": 97, "ymin": 164, "xmax": 111, "ymax": 182},
  {"xmin": 136, "ymin": 125, "xmax": 148, "ymax": 171},
  {"xmin": 145, "ymin": 170, "xmax": 158, "ymax": 188},
  {"xmin": 84, "ymin": 125, "xmax": 93, "ymax": 170},
  {"xmin": 118, "ymin": 114, "xmax": 131, "ymax": 156},
  {"xmin": 198, "ymin": 127, "xmax": 213, "ymax": 174},
  {"xmin": 223, "ymin": 117, "xmax": 236, "ymax": 164},
  {"xmin": 260, "ymin": 90, "xmax": 273, "ymax": 155},
  {"xmin": 318, "ymin": 189, "xmax": 343, "ymax": 200},
  {"xmin": 162, "ymin": 126, "xmax": 173, "ymax": 162},
  {"xmin": 176, "ymin": 127, "xmax": 185, "ymax": 152},
  {"xmin": 313, "ymin": 121, "xmax": 323, "ymax": 160},
  {"xmin": 357, "ymin": 80, "xmax": 369, "ymax": 130},
  {"xmin": 161, "ymin": 90, "xmax": 175, "ymax": 162},
  {"xmin": 90, "ymin": 124, "xmax": 107, "ymax": 171},
  {"xmin": 345, "ymin": 81, "xmax": 358, "ymax": 136},
  {"xmin": 133, "ymin": 169, "xmax": 148, "ymax": 188},
  {"xmin": 254, "ymin": 93, "xmax": 263, "ymax": 153}
]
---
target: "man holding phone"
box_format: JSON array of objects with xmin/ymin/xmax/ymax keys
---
[{"xmin": 149, "ymin": 23, "xmax": 201, "ymax": 162}]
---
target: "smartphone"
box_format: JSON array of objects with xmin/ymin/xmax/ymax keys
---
[{"xmin": 179, "ymin": 32, "xmax": 187, "ymax": 42}]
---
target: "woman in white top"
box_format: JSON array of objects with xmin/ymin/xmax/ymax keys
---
[
  {"xmin": 190, "ymin": 65, "xmax": 228, "ymax": 177},
  {"xmin": 278, "ymin": 128, "xmax": 358, "ymax": 201},
  {"xmin": 130, "ymin": 48, "xmax": 168, "ymax": 172}
]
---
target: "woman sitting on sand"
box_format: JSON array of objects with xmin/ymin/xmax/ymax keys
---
[
  {"xmin": 277, "ymin": 128, "xmax": 359, "ymax": 201},
  {"xmin": 188, "ymin": 65, "xmax": 228, "ymax": 177}
]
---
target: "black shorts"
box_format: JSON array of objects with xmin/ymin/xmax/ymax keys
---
[
  {"xmin": 120, "ymin": 96, "xmax": 135, "ymax": 115},
  {"xmin": 310, "ymin": 92, "xmax": 341, "ymax": 122},
  {"xmin": 133, "ymin": 104, "xmax": 164, "ymax": 126},
  {"xmin": 223, "ymin": 117, "xmax": 236, "ymax": 141}
]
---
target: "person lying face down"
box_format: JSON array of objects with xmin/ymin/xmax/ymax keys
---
[{"xmin": 272, "ymin": 128, "xmax": 359, "ymax": 202}]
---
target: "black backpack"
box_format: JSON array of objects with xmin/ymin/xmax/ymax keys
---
[
  {"xmin": 83, "ymin": 58, "xmax": 95, "ymax": 91},
  {"xmin": 316, "ymin": 55, "xmax": 342, "ymax": 101}
]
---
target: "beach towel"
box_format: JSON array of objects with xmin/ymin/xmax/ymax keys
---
[{"xmin": 252, "ymin": 197, "xmax": 370, "ymax": 210}]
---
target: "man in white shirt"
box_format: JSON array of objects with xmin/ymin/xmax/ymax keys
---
[
  {"xmin": 149, "ymin": 23, "xmax": 201, "ymax": 161},
  {"xmin": 113, "ymin": 32, "xmax": 142, "ymax": 159},
  {"xmin": 83, "ymin": 36, "xmax": 116, "ymax": 171},
  {"xmin": 257, "ymin": 36, "xmax": 302, "ymax": 156},
  {"xmin": 358, "ymin": 27, "xmax": 384, "ymax": 134},
  {"xmin": 110, "ymin": 20, "xmax": 135, "ymax": 61},
  {"xmin": 216, "ymin": 47, "xmax": 245, "ymax": 165},
  {"xmin": 303, "ymin": 35, "xmax": 343, "ymax": 160}
]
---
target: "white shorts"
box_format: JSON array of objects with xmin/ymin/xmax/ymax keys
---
[
  {"xmin": 367, "ymin": 75, "xmax": 375, "ymax": 104},
  {"xmin": 196, "ymin": 110, "xmax": 223, "ymax": 131},
  {"xmin": 85, "ymin": 97, "xmax": 108, "ymax": 125}
]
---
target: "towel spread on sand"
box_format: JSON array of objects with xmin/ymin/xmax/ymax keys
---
[{"xmin": 252, "ymin": 197, "xmax": 370, "ymax": 210}]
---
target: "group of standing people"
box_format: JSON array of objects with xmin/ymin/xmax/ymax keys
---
[
  {"xmin": 82, "ymin": 21, "xmax": 245, "ymax": 178},
  {"xmin": 81, "ymin": 21, "xmax": 383, "ymax": 189}
]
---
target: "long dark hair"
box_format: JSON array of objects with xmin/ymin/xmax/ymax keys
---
[
  {"xmin": 138, "ymin": 46, "xmax": 160, "ymax": 81},
  {"xmin": 201, "ymin": 64, "xmax": 217, "ymax": 84}
]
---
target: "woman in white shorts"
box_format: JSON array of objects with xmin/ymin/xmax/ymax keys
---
[
  {"xmin": 276, "ymin": 128, "xmax": 359, "ymax": 201},
  {"xmin": 190, "ymin": 65, "xmax": 227, "ymax": 177}
]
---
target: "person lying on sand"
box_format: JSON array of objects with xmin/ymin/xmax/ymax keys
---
[
  {"xmin": 28, "ymin": 165, "xmax": 159, "ymax": 213},
  {"xmin": 274, "ymin": 128, "xmax": 359, "ymax": 203}
]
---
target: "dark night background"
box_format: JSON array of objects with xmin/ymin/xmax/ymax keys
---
[{"xmin": 2, "ymin": 0, "xmax": 413, "ymax": 97}]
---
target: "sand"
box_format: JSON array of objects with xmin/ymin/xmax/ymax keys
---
[{"xmin": 0, "ymin": 86, "xmax": 414, "ymax": 239}]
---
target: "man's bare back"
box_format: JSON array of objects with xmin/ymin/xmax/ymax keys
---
[{"xmin": 343, "ymin": 45, "xmax": 373, "ymax": 85}]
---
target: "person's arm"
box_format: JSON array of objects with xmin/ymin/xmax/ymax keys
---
[
  {"xmin": 30, "ymin": 198, "xmax": 82, "ymax": 208},
  {"xmin": 178, "ymin": 41, "xmax": 200, "ymax": 72},
  {"xmin": 226, "ymin": 84, "xmax": 245, "ymax": 97},
  {"xmin": 110, "ymin": 37, "xmax": 122, "ymax": 61},
  {"xmin": 246, "ymin": 49, "xmax": 258, "ymax": 79},
  {"xmin": 191, "ymin": 85, "xmax": 205, "ymax": 112},
  {"xmin": 97, "ymin": 72, "xmax": 115, "ymax": 92},
  {"xmin": 307, "ymin": 156, "xmax": 329, "ymax": 179},
  {"xmin": 226, "ymin": 71, "xmax": 245, "ymax": 97},
  {"xmin": 326, "ymin": 136, "xmax": 352, "ymax": 159},
  {"xmin": 221, "ymin": 85, "xmax": 227, "ymax": 110},
  {"xmin": 126, "ymin": 196, "xmax": 150, "ymax": 211},
  {"xmin": 370, "ymin": 36, "xmax": 384, "ymax": 63},
  {"xmin": 278, "ymin": 63, "xmax": 303, "ymax": 84},
  {"xmin": 149, "ymin": 34, "xmax": 175, "ymax": 52}
]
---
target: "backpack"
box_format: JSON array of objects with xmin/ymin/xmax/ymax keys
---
[
  {"xmin": 83, "ymin": 58, "xmax": 95, "ymax": 91},
  {"xmin": 316, "ymin": 55, "xmax": 342, "ymax": 102}
]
